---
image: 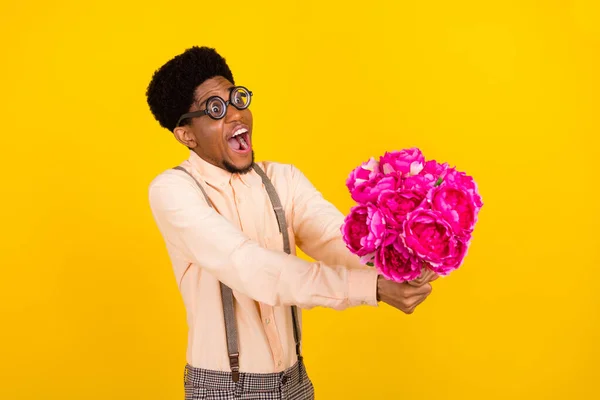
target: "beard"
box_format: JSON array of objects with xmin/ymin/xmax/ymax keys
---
[{"xmin": 223, "ymin": 150, "xmax": 255, "ymax": 175}]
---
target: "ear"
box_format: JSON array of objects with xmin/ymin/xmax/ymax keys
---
[{"xmin": 173, "ymin": 126, "xmax": 198, "ymax": 149}]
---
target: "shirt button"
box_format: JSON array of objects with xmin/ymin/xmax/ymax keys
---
[
  {"xmin": 265, "ymin": 318, "xmax": 270, "ymax": 325},
  {"xmin": 278, "ymin": 361, "xmax": 282, "ymax": 367}
]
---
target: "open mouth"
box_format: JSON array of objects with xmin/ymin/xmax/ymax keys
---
[{"xmin": 227, "ymin": 126, "xmax": 251, "ymax": 153}]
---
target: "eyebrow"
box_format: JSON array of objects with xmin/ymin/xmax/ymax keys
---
[{"xmin": 195, "ymin": 85, "xmax": 235, "ymax": 107}]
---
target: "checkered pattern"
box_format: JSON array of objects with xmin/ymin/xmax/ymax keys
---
[{"xmin": 184, "ymin": 359, "xmax": 314, "ymax": 400}]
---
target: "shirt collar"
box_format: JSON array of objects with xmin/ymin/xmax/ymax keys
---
[{"xmin": 186, "ymin": 150, "xmax": 262, "ymax": 188}]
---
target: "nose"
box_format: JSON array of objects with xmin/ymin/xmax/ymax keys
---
[{"xmin": 224, "ymin": 102, "xmax": 244, "ymax": 123}]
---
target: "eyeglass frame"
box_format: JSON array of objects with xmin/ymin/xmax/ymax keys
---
[{"xmin": 175, "ymin": 86, "xmax": 253, "ymax": 127}]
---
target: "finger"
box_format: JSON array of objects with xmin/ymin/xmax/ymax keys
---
[
  {"xmin": 407, "ymin": 274, "xmax": 426, "ymax": 287},
  {"xmin": 406, "ymin": 278, "xmax": 424, "ymax": 287},
  {"xmin": 407, "ymin": 269, "xmax": 437, "ymax": 287},
  {"xmin": 407, "ymin": 292, "xmax": 430, "ymax": 312},
  {"xmin": 421, "ymin": 269, "xmax": 438, "ymax": 283},
  {"xmin": 406, "ymin": 282, "xmax": 432, "ymax": 297},
  {"xmin": 407, "ymin": 288, "xmax": 432, "ymax": 308},
  {"xmin": 423, "ymin": 268, "xmax": 440, "ymax": 280}
]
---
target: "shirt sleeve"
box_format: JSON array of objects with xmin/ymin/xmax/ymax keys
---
[
  {"xmin": 289, "ymin": 165, "xmax": 379, "ymax": 307},
  {"xmin": 148, "ymin": 171, "xmax": 378, "ymax": 310}
]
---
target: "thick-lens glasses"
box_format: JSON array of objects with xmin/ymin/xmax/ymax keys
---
[{"xmin": 176, "ymin": 86, "xmax": 252, "ymax": 127}]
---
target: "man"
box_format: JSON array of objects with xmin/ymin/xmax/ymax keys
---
[{"xmin": 146, "ymin": 46, "xmax": 435, "ymax": 400}]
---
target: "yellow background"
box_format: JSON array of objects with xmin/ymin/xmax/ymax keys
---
[{"xmin": 1, "ymin": 0, "xmax": 599, "ymax": 399}]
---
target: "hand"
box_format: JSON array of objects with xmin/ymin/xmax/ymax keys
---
[
  {"xmin": 376, "ymin": 275, "xmax": 433, "ymax": 314},
  {"xmin": 406, "ymin": 268, "xmax": 439, "ymax": 287}
]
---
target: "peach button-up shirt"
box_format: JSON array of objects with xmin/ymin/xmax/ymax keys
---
[{"xmin": 148, "ymin": 151, "xmax": 379, "ymax": 373}]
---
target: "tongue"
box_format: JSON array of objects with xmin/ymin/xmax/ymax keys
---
[{"xmin": 228, "ymin": 137, "xmax": 241, "ymax": 150}]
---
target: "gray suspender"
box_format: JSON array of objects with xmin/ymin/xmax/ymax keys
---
[{"xmin": 173, "ymin": 164, "xmax": 302, "ymax": 382}]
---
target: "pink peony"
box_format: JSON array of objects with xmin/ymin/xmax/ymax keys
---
[
  {"xmin": 360, "ymin": 206, "xmax": 387, "ymax": 253},
  {"xmin": 428, "ymin": 184, "xmax": 477, "ymax": 239},
  {"xmin": 377, "ymin": 189, "xmax": 425, "ymax": 228},
  {"xmin": 443, "ymin": 168, "xmax": 483, "ymax": 209},
  {"xmin": 401, "ymin": 160, "xmax": 449, "ymax": 193},
  {"xmin": 432, "ymin": 237, "xmax": 468, "ymax": 276},
  {"xmin": 380, "ymin": 148, "xmax": 425, "ymax": 177},
  {"xmin": 341, "ymin": 205, "xmax": 371, "ymax": 256},
  {"xmin": 422, "ymin": 160, "xmax": 449, "ymax": 177},
  {"xmin": 346, "ymin": 157, "xmax": 380, "ymax": 193},
  {"xmin": 375, "ymin": 234, "xmax": 423, "ymax": 282},
  {"xmin": 350, "ymin": 174, "xmax": 398, "ymax": 204},
  {"xmin": 341, "ymin": 205, "xmax": 388, "ymax": 264},
  {"xmin": 402, "ymin": 173, "xmax": 437, "ymax": 197},
  {"xmin": 401, "ymin": 208, "xmax": 466, "ymax": 271}
]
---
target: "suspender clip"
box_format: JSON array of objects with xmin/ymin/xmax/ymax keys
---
[{"xmin": 229, "ymin": 352, "xmax": 240, "ymax": 382}]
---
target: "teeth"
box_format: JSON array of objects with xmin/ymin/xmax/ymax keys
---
[{"xmin": 232, "ymin": 128, "xmax": 248, "ymax": 138}]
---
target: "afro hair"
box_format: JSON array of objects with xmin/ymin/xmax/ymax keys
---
[{"xmin": 146, "ymin": 46, "xmax": 235, "ymax": 132}]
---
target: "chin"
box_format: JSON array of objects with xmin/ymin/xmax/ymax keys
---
[{"xmin": 223, "ymin": 151, "xmax": 255, "ymax": 174}]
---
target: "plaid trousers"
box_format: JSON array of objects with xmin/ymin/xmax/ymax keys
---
[{"xmin": 184, "ymin": 359, "xmax": 315, "ymax": 400}]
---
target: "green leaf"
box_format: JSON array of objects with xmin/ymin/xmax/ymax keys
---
[
  {"xmin": 434, "ymin": 177, "xmax": 444, "ymax": 186},
  {"xmin": 366, "ymin": 262, "xmax": 374, "ymax": 267}
]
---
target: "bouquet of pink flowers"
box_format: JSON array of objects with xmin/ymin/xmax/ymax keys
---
[{"xmin": 341, "ymin": 148, "xmax": 483, "ymax": 283}]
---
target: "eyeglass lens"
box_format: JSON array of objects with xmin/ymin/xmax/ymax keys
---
[{"xmin": 205, "ymin": 87, "xmax": 251, "ymax": 119}]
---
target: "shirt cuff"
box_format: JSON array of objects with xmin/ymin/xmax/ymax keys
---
[{"xmin": 347, "ymin": 267, "xmax": 379, "ymax": 307}]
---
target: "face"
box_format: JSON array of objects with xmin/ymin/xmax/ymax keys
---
[{"xmin": 174, "ymin": 76, "xmax": 254, "ymax": 174}]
